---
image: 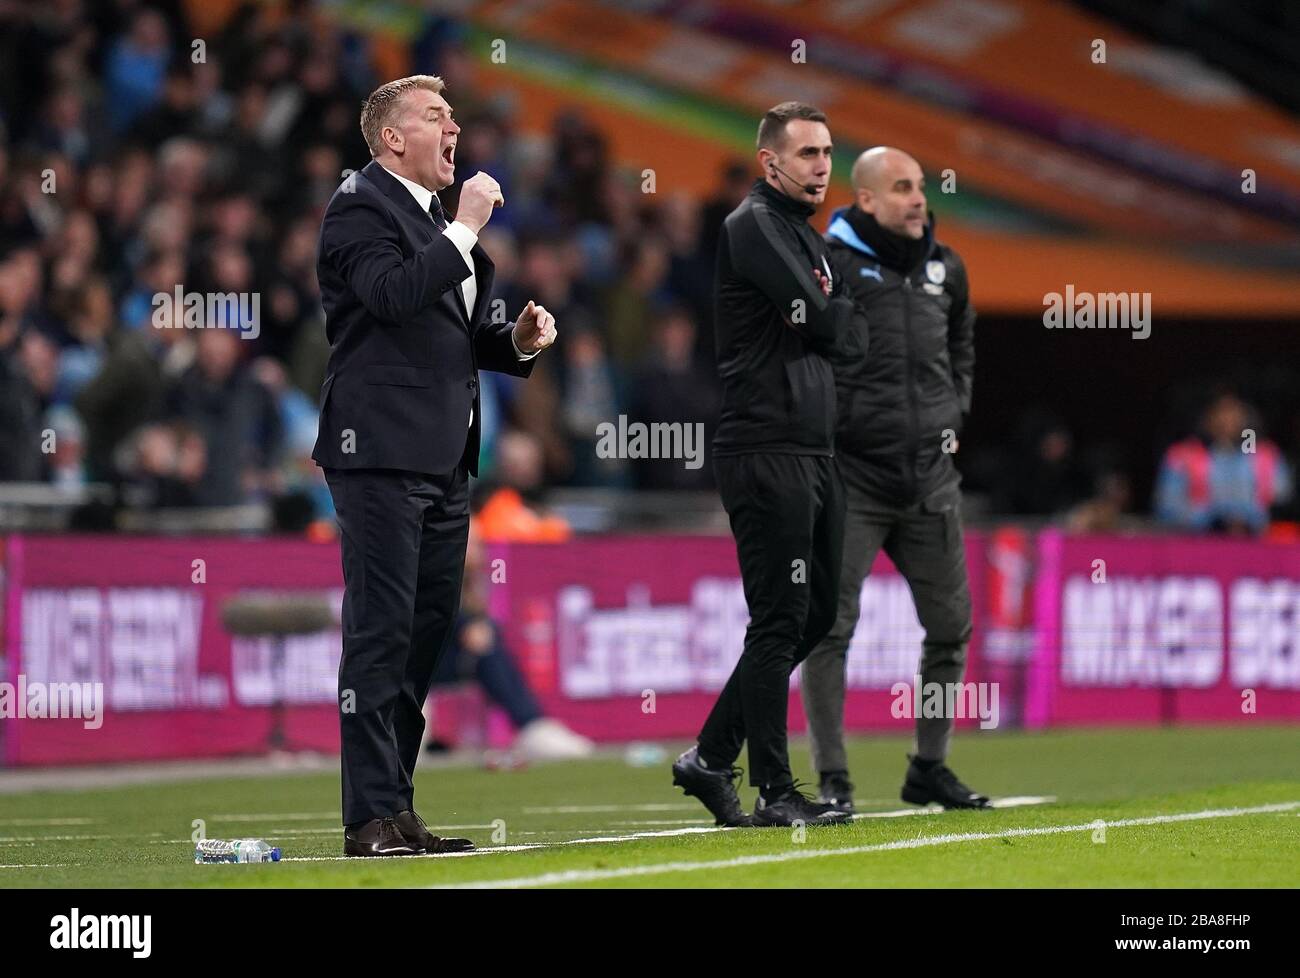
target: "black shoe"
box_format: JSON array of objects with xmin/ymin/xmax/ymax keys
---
[
  {"xmin": 671, "ymin": 746, "xmax": 752, "ymax": 827},
  {"xmin": 753, "ymin": 782, "xmax": 852, "ymax": 827},
  {"xmin": 393, "ymin": 809, "xmax": 475, "ymax": 854},
  {"xmin": 900, "ymin": 755, "xmax": 991, "ymax": 809},
  {"xmin": 343, "ymin": 817, "xmax": 424, "ymax": 857},
  {"xmin": 817, "ymin": 772, "xmax": 856, "ymax": 815}
]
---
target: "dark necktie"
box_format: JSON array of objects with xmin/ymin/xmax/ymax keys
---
[
  {"xmin": 428, "ymin": 195, "xmax": 466, "ymax": 312},
  {"xmin": 427, "ymin": 194, "xmax": 448, "ymax": 230}
]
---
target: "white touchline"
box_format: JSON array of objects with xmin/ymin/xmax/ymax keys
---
[
  {"xmin": 532, "ymin": 799, "xmax": 1060, "ymax": 842},
  {"xmin": 987, "ymin": 796, "xmax": 1056, "ymax": 807},
  {"xmin": 855, "ymin": 796, "xmax": 1057, "ymax": 819},
  {"xmin": 278, "ymin": 845, "xmax": 545, "ymax": 862},
  {"xmin": 23, "ymin": 846, "xmax": 553, "ymax": 867},
  {"xmin": 208, "ymin": 812, "xmax": 342, "ymax": 821},
  {"xmin": 611, "ymin": 818, "xmax": 718, "ymax": 826},
  {"xmin": 154, "ymin": 823, "xmax": 504, "ymax": 843},
  {"xmin": 523, "ymin": 803, "xmax": 704, "ymax": 814},
  {"xmin": 562, "ymin": 826, "xmax": 734, "ymax": 844},
  {"xmin": 260, "ymin": 823, "xmax": 749, "ymax": 864},
  {"xmin": 523, "ymin": 797, "xmax": 1040, "ymax": 817},
  {"xmin": 432, "ymin": 801, "xmax": 1300, "ymax": 889},
  {"xmin": 4, "ymin": 800, "xmax": 1064, "ymax": 865},
  {"xmin": 0, "ymin": 818, "xmax": 95, "ymax": 826},
  {"xmin": 204, "ymin": 800, "xmax": 1064, "ymax": 859}
]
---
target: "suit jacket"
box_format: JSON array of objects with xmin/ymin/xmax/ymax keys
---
[{"xmin": 311, "ymin": 159, "xmax": 534, "ymax": 477}]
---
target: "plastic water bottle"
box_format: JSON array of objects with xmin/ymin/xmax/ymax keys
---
[{"xmin": 194, "ymin": 839, "xmax": 282, "ymax": 864}]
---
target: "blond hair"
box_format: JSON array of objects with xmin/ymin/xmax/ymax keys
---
[{"xmin": 360, "ymin": 75, "xmax": 445, "ymax": 158}]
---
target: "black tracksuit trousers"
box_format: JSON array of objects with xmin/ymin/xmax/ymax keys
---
[{"xmin": 698, "ymin": 452, "xmax": 845, "ymax": 789}]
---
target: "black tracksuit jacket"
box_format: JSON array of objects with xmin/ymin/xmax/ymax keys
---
[
  {"xmin": 712, "ymin": 180, "xmax": 857, "ymax": 458},
  {"xmin": 824, "ymin": 206, "xmax": 975, "ymax": 504}
]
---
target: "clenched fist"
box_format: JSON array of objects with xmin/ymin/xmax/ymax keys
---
[
  {"xmin": 454, "ymin": 171, "xmax": 504, "ymax": 234},
  {"xmin": 512, "ymin": 300, "xmax": 557, "ymax": 355}
]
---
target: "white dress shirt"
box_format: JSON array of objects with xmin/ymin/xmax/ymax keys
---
[{"xmin": 381, "ymin": 166, "xmax": 537, "ymax": 427}]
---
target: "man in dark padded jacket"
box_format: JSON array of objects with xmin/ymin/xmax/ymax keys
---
[
  {"xmin": 672, "ymin": 102, "xmax": 856, "ymax": 828},
  {"xmin": 803, "ymin": 146, "xmax": 990, "ymax": 815}
]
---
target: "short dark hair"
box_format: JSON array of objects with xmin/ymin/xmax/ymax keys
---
[{"xmin": 757, "ymin": 102, "xmax": 828, "ymax": 151}]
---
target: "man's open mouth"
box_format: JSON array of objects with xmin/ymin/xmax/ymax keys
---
[{"xmin": 442, "ymin": 143, "xmax": 456, "ymax": 165}]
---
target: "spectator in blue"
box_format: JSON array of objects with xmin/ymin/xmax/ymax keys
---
[{"xmin": 105, "ymin": 9, "xmax": 171, "ymax": 133}]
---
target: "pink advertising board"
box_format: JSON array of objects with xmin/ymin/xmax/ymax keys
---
[
  {"xmin": 1, "ymin": 528, "xmax": 1294, "ymax": 766},
  {"xmin": 0, "ymin": 531, "xmax": 988, "ymax": 765},
  {"xmin": 484, "ymin": 534, "xmax": 990, "ymax": 743},
  {"xmin": 1, "ymin": 535, "xmax": 344, "ymax": 765},
  {"xmin": 1025, "ymin": 531, "xmax": 1300, "ymax": 727}
]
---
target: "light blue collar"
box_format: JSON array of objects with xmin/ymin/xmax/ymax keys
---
[{"xmin": 826, "ymin": 208, "xmax": 877, "ymax": 257}]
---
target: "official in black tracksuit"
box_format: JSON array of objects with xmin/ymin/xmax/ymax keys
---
[
  {"xmin": 673, "ymin": 103, "xmax": 855, "ymax": 828},
  {"xmin": 314, "ymin": 76, "xmax": 556, "ymax": 856},
  {"xmin": 800, "ymin": 147, "xmax": 989, "ymax": 813}
]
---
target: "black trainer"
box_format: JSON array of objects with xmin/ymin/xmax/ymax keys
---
[
  {"xmin": 671, "ymin": 746, "xmax": 752, "ymax": 827},
  {"xmin": 753, "ymin": 782, "xmax": 852, "ymax": 827},
  {"xmin": 817, "ymin": 772, "xmax": 856, "ymax": 815},
  {"xmin": 900, "ymin": 755, "xmax": 991, "ymax": 809}
]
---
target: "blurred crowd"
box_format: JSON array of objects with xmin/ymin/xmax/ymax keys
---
[
  {"xmin": 0, "ymin": 0, "xmax": 725, "ymax": 529},
  {"xmin": 0, "ymin": 1, "xmax": 1295, "ymax": 537}
]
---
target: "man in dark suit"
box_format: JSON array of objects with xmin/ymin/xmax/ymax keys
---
[{"xmin": 312, "ymin": 75, "xmax": 556, "ymax": 857}]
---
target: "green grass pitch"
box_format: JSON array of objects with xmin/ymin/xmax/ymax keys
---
[{"xmin": 1, "ymin": 726, "xmax": 1296, "ymax": 888}]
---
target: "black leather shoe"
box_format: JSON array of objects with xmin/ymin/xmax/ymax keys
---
[
  {"xmin": 900, "ymin": 755, "xmax": 991, "ymax": 809},
  {"xmin": 393, "ymin": 809, "xmax": 475, "ymax": 854},
  {"xmin": 343, "ymin": 817, "xmax": 423, "ymax": 857},
  {"xmin": 753, "ymin": 782, "xmax": 852, "ymax": 827},
  {"xmin": 817, "ymin": 772, "xmax": 856, "ymax": 815},
  {"xmin": 671, "ymin": 746, "xmax": 752, "ymax": 827}
]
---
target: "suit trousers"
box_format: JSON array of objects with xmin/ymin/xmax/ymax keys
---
[
  {"xmin": 699, "ymin": 452, "xmax": 845, "ymax": 789},
  {"xmin": 324, "ymin": 464, "xmax": 470, "ymax": 826},
  {"xmin": 800, "ymin": 475, "xmax": 972, "ymax": 774}
]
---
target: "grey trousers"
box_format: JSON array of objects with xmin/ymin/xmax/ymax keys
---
[{"xmin": 800, "ymin": 476, "xmax": 973, "ymax": 773}]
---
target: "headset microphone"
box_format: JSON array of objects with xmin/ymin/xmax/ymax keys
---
[{"xmin": 769, "ymin": 161, "xmax": 820, "ymax": 196}]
